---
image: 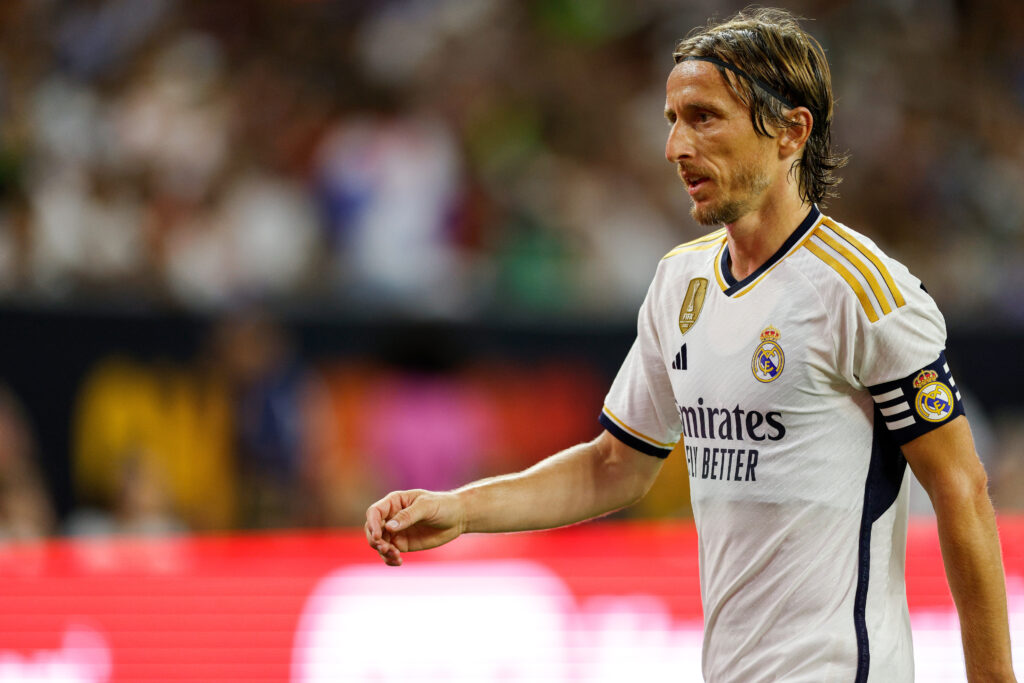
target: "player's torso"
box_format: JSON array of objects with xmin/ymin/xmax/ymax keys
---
[
  {"xmin": 652, "ymin": 234, "xmax": 886, "ymax": 682},
  {"xmin": 644, "ymin": 215, "xmax": 922, "ymax": 682}
]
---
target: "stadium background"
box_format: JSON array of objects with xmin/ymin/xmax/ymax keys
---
[{"xmin": 0, "ymin": 0, "xmax": 1022, "ymax": 680}]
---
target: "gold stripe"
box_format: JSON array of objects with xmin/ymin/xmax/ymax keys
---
[
  {"xmin": 805, "ymin": 240, "xmax": 879, "ymax": 322},
  {"xmin": 713, "ymin": 240, "xmax": 729, "ymax": 292},
  {"xmin": 814, "ymin": 229, "xmax": 892, "ymax": 316},
  {"xmin": 603, "ymin": 406, "xmax": 675, "ymax": 448},
  {"xmin": 821, "ymin": 217, "xmax": 905, "ymax": 307},
  {"xmin": 731, "ymin": 215, "xmax": 822, "ymax": 298},
  {"xmin": 663, "ymin": 230, "xmax": 727, "ymax": 259},
  {"xmin": 663, "ymin": 240, "xmax": 725, "ymax": 259},
  {"xmin": 681, "ymin": 228, "xmax": 727, "ymax": 247}
]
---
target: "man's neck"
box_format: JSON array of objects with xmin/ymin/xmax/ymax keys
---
[{"xmin": 724, "ymin": 192, "xmax": 813, "ymax": 281}]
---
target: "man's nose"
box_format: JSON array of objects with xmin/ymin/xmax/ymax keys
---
[{"xmin": 665, "ymin": 124, "xmax": 695, "ymax": 163}]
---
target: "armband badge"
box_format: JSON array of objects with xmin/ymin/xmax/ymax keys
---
[{"xmin": 913, "ymin": 369, "xmax": 954, "ymax": 422}]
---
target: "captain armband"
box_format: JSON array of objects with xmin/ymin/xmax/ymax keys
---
[{"xmin": 868, "ymin": 351, "xmax": 965, "ymax": 445}]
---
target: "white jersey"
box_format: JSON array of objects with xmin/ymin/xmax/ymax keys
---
[{"xmin": 600, "ymin": 207, "xmax": 964, "ymax": 683}]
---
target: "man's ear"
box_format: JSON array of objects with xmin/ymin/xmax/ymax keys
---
[{"xmin": 778, "ymin": 106, "xmax": 813, "ymax": 158}]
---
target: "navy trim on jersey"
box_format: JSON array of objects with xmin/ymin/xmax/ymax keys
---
[
  {"xmin": 719, "ymin": 205, "xmax": 820, "ymax": 295},
  {"xmin": 853, "ymin": 415, "xmax": 909, "ymax": 682},
  {"xmin": 868, "ymin": 351, "xmax": 965, "ymax": 445},
  {"xmin": 599, "ymin": 412, "xmax": 673, "ymax": 459}
]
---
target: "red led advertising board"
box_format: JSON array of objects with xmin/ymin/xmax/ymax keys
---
[{"xmin": 1, "ymin": 520, "xmax": 1023, "ymax": 681}]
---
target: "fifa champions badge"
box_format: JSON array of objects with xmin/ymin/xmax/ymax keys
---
[{"xmin": 678, "ymin": 278, "xmax": 709, "ymax": 336}]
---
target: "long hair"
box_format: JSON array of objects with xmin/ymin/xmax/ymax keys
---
[{"xmin": 673, "ymin": 8, "xmax": 848, "ymax": 205}]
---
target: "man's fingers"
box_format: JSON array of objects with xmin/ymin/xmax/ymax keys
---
[
  {"xmin": 365, "ymin": 504, "xmax": 386, "ymax": 542},
  {"xmin": 384, "ymin": 497, "xmax": 427, "ymax": 533},
  {"xmin": 366, "ymin": 491, "xmax": 410, "ymax": 542},
  {"xmin": 365, "ymin": 519, "xmax": 379, "ymax": 547},
  {"xmin": 384, "ymin": 546, "xmax": 402, "ymax": 566},
  {"xmin": 364, "ymin": 490, "xmax": 432, "ymax": 564},
  {"xmin": 373, "ymin": 537, "xmax": 402, "ymax": 566}
]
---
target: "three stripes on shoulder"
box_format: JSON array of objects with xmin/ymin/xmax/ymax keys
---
[{"xmin": 804, "ymin": 218, "xmax": 905, "ymax": 323}]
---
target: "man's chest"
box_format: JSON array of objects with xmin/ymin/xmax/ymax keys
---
[
  {"xmin": 653, "ymin": 273, "xmax": 837, "ymax": 408},
  {"xmin": 651, "ymin": 272, "xmax": 874, "ymax": 498}
]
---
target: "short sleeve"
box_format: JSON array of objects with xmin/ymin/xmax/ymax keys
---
[
  {"xmin": 830, "ymin": 246, "xmax": 966, "ymax": 445},
  {"xmin": 599, "ymin": 294, "xmax": 681, "ymax": 458}
]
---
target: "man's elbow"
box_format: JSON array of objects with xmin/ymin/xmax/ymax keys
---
[
  {"xmin": 591, "ymin": 433, "xmax": 659, "ymax": 508},
  {"xmin": 928, "ymin": 458, "xmax": 992, "ymax": 516}
]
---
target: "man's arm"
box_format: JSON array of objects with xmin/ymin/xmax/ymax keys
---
[
  {"xmin": 903, "ymin": 415, "xmax": 1016, "ymax": 682},
  {"xmin": 364, "ymin": 430, "xmax": 665, "ymax": 566}
]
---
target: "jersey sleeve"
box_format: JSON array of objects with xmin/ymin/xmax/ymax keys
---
[
  {"xmin": 599, "ymin": 291, "xmax": 681, "ymax": 458},
  {"xmin": 831, "ymin": 243, "xmax": 965, "ymax": 445}
]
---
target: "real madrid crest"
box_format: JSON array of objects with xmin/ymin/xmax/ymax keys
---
[
  {"xmin": 678, "ymin": 278, "xmax": 708, "ymax": 336},
  {"xmin": 751, "ymin": 326, "xmax": 784, "ymax": 383},
  {"xmin": 913, "ymin": 370, "xmax": 954, "ymax": 422}
]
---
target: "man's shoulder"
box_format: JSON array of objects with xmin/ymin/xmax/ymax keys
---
[
  {"xmin": 646, "ymin": 228, "xmax": 724, "ymax": 301},
  {"xmin": 660, "ymin": 227, "xmax": 727, "ymax": 262},
  {"xmin": 791, "ymin": 213, "xmax": 920, "ymax": 324},
  {"xmin": 816, "ymin": 215, "xmax": 899, "ymax": 261}
]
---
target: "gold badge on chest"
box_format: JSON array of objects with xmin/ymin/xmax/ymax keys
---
[{"xmin": 679, "ymin": 278, "xmax": 709, "ymax": 335}]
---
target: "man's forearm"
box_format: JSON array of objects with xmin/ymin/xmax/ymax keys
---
[
  {"xmin": 456, "ymin": 435, "xmax": 655, "ymax": 534},
  {"xmin": 934, "ymin": 486, "xmax": 1015, "ymax": 681}
]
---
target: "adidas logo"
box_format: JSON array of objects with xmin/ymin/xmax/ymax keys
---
[{"xmin": 671, "ymin": 344, "xmax": 687, "ymax": 370}]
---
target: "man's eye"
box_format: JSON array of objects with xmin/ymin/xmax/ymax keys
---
[{"xmin": 696, "ymin": 112, "xmax": 712, "ymax": 123}]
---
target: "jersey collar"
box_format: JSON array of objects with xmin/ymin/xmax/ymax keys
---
[{"xmin": 715, "ymin": 206, "xmax": 822, "ymax": 297}]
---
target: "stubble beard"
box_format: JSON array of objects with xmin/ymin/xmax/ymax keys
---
[{"xmin": 690, "ymin": 162, "xmax": 772, "ymax": 226}]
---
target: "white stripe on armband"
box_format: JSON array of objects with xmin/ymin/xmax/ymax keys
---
[
  {"xmin": 872, "ymin": 388, "xmax": 904, "ymax": 403},
  {"xmin": 880, "ymin": 402, "xmax": 910, "ymax": 417},
  {"xmin": 886, "ymin": 415, "xmax": 916, "ymax": 430}
]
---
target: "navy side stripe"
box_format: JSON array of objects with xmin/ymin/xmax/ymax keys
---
[{"xmin": 854, "ymin": 411, "xmax": 909, "ymax": 682}]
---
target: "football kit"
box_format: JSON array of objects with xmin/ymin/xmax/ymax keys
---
[{"xmin": 600, "ymin": 206, "xmax": 964, "ymax": 682}]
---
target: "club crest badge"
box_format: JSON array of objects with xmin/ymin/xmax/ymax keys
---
[
  {"xmin": 751, "ymin": 326, "xmax": 784, "ymax": 383},
  {"xmin": 678, "ymin": 278, "xmax": 708, "ymax": 336},
  {"xmin": 913, "ymin": 370, "xmax": 954, "ymax": 422}
]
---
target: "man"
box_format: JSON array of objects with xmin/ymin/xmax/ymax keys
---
[{"xmin": 365, "ymin": 8, "xmax": 1015, "ymax": 682}]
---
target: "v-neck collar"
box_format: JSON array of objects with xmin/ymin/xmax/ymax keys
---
[{"xmin": 715, "ymin": 206, "xmax": 821, "ymax": 297}]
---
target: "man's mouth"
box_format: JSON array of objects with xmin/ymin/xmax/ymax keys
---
[{"xmin": 683, "ymin": 174, "xmax": 710, "ymax": 196}]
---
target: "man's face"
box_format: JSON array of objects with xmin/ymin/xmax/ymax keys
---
[{"xmin": 664, "ymin": 60, "xmax": 777, "ymax": 226}]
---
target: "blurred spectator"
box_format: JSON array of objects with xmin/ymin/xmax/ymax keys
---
[
  {"xmin": 72, "ymin": 356, "xmax": 236, "ymax": 532},
  {"xmin": 313, "ymin": 111, "xmax": 474, "ymax": 315},
  {"xmin": 65, "ymin": 447, "xmax": 186, "ymax": 537},
  {"xmin": 207, "ymin": 309, "xmax": 317, "ymax": 528},
  {"xmin": 162, "ymin": 167, "xmax": 321, "ymax": 308},
  {"xmin": 0, "ymin": 385, "xmax": 55, "ymax": 541},
  {"xmin": 990, "ymin": 414, "xmax": 1024, "ymax": 513},
  {"xmin": 112, "ymin": 32, "xmax": 231, "ymax": 203}
]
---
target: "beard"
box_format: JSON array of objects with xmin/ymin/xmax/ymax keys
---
[{"xmin": 689, "ymin": 161, "xmax": 772, "ymax": 226}]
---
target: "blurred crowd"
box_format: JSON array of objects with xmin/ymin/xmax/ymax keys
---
[
  {"xmin": 0, "ymin": 0, "xmax": 1018, "ymax": 320},
  {"xmin": 0, "ymin": 0, "xmax": 1022, "ymax": 537}
]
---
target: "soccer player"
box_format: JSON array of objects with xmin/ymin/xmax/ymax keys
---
[{"xmin": 364, "ymin": 8, "xmax": 1015, "ymax": 682}]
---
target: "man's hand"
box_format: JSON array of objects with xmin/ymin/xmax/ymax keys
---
[{"xmin": 364, "ymin": 489, "xmax": 466, "ymax": 566}]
